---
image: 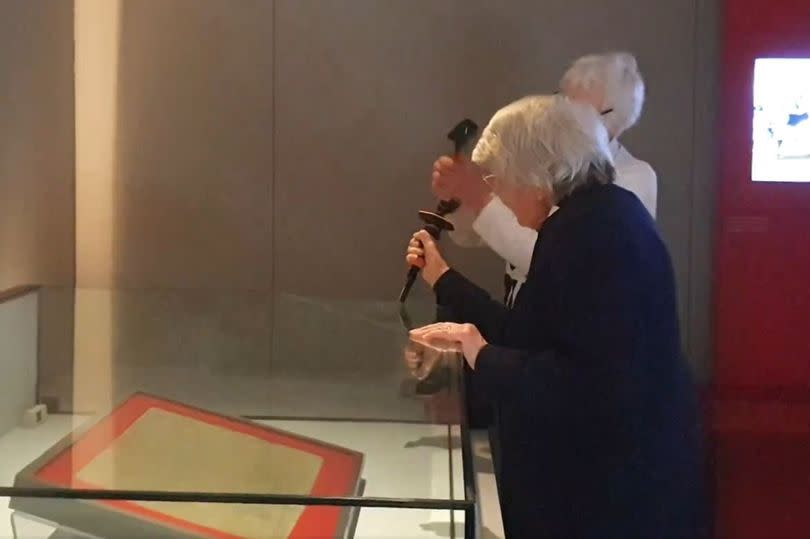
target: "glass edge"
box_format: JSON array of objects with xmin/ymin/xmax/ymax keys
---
[
  {"xmin": 457, "ymin": 358, "xmax": 477, "ymax": 504},
  {"xmin": 0, "ymin": 487, "xmax": 474, "ymax": 510}
]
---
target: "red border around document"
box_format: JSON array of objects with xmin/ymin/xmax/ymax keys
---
[{"xmin": 32, "ymin": 394, "xmax": 362, "ymax": 539}]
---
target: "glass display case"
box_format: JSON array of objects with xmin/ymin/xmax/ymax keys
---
[{"xmin": 0, "ymin": 286, "xmax": 478, "ymax": 539}]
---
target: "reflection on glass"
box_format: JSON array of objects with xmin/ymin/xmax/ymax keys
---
[
  {"xmin": 0, "ymin": 287, "xmax": 474, "ymax": 538},
  {"xmin": 4, "ymin": 497, "xmax": 467, "ymax": 539}
]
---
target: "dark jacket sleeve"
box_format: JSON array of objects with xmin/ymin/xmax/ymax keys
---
[
  {"xmin": 475, "ymin": 345, "xmax": 571, "ymax": 405},
  {"xmin": 473, "ymin": 214, "xmax": 646, "ymax": 410},
  {"xmin": 433, "ymin": 268, "xmax": 510, "ymax": 344}
]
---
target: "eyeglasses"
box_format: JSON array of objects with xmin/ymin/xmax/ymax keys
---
[
  {"xmin": 482, "ymin": 173, "xmax": 497, "ymax": 189},
  {"xmin": 553, "ymin": 91, "xmax": 613, "ymax": 115}
]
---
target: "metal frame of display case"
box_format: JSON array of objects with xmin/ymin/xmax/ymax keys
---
[{"xmin": 2, "ymin": 414, "xmax": 476, "ymax": 538}]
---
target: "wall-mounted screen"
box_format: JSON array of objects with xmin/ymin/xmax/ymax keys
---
[{"xmin": 752, "ymin": 58, "xmax": 810, "ymax": 182}]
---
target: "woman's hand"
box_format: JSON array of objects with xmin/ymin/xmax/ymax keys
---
[
  {"xmin": 410, "ymin": 322, "xmax": 488, "ymax": 369},
  {"xmin": 405, "ymin": 230, "xmax": 450, "ymax": 287},
  {"xmin": 432, "ymin": 155, "xmax": 493, "ymax": 214}
]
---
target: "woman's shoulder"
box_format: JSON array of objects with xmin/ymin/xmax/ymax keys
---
[
  {"xmin": 575, "ymin": 183, "xmax": 654, "ymax": 228},
  {"xmin": 542, "ymin": 184, "xmax": 659, "ymax": 257},
  {"xmin": 554, "ymin": 183, "xmax": 649, "ymax": 224}
]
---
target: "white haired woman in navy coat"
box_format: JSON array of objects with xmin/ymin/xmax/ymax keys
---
[{"xmin": 407, "ymin": 95, "xmax": 706, "ymax": 538}]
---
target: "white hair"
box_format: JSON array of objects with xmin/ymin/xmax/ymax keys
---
[
  {"xmin": 559, "ymin": 52, "xmax": 645, "ymax": 137},
  {"xmin": 472, "ymin": 94, "xmax": 615, "ymax": 202}
]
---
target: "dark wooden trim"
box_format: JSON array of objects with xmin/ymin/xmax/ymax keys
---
[{"xmin": 0, "ymin": 285, "xmax": 40, "ymax": 305}]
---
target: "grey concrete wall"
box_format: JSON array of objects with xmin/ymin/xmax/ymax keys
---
[
  {"xmin": 0, "ymin": 293, "xmax": 38, "ymax": 435},
  {"xmin": 110, "ymin": 0, "xmax": 275, "ymax": 290},
  {"xmin": 0, "ymin": 1, "xmax": 75, "ymax": 290}
]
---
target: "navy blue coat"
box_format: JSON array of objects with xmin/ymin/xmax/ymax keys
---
[{"xmin": 435, "ymin": 183, "xmax": 707, "ymax": 538}]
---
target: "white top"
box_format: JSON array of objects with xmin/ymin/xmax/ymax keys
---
[{"xmin": 448, "ymin": 140, "xmax": 657, "ymax": 306}]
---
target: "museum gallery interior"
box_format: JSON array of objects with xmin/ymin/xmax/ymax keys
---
[{"xmin": 1, "ymin": 1, "xmax": 810, "ymax": 538}]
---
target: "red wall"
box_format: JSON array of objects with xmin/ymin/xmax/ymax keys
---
[
  {"xmin": 715, "ymin": 0, "xmax": 810, "ymax": 395},
  {"xmin": 713, "ymin": 1, "xmax": 810, "ymax": 537}
]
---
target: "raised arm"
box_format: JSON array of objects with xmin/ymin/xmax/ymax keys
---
[
  {"xmin": 445, "ymin": 206, "xmax": 485, "ymax": 248},
  {"xmin": 406, "ymin": 229, "xmax": 510, "ymax": 343},
  {"xmin": 472, "ymin": 197, "xmax": 539, "ymax": 276}
]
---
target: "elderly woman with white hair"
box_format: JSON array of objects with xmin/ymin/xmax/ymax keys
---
[
  {"xmin": 441, "ymin": 52, "xmax": 657, "ymax": 309},
  {"xmin": 407, "ymin": 95, "xmax": 705, "ymax": 538}
]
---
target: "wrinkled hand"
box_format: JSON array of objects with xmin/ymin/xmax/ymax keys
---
[
  {"xmin": 432, "ymin": 155, "xmax": 492, "ymax": 214},
  {"xmin": 410, "ymin": 322, "xmax": 488, "ymax": 369},
  {"xmin": 405, "ymin": 230, "xmax": 450, "ymax": 287}
]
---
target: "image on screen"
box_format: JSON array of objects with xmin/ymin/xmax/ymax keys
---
[{"xmin": 752, "ymin": 58, "xmax": 810, "ymax": 182}]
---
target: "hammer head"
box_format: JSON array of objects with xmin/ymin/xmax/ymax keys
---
[
  {"xmin": 447, "ymin": 118, "xmax": 479, "ymax": 155},
  {"xmin": 435, "ymin": 199, "xmax": 460, "ymax": 216},
  {"xmin": 418, "ymin": 210, "xmax": 455, "ymax": 239}
]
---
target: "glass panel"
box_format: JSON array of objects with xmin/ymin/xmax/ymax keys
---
[
  {"xmin": 0, "ymin": 287, "xmax": 470, "ymax": 506},
  {"xmin": 2, "ymin": 497, "xmax": 470, "ymax": 538}
]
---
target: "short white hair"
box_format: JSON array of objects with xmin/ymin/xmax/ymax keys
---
[
  {"xmin": 559, "ymin": 52, "xmax": 645, "ymax": 137},
  {"xmin": 472, "ymin": 94, "xmax": 615, "ymax": 202}
]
